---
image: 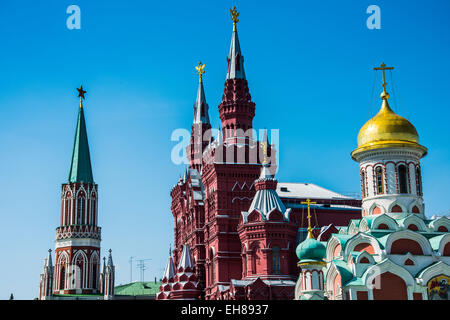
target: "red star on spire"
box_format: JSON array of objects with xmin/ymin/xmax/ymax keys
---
[{"xmin": 77, "ymin": 85, "xmax": 86, "ymax": 100}]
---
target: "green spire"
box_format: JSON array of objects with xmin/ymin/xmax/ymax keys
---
[{"xmin": 68, "ymin": 88, "xmax": 94, "ymax": 183}]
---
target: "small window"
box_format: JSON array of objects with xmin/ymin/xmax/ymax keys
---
[
  {"xmin": 60, "ymin": 267, "xmax": 66, "ymax": 290},
  {"xmin": 415, "ymin": 167, "xmax": 422, "ymax": 196},
  {"xmin": 280, "ymin": 187, "xmax": 288, "ymax": 192},
  {"xmin": 398, "ymin": 165, "xmax": 408, "ymax": 194},
  {"xmin": 77, "ymin": 197, "xmax": 84, "ymax": 225},
  {"xmin": 375, "ymin": 167, "xmax": 384, "ymax": 195},
  {"xmin": 272, "ymin": 247, "xmax": 281, "ymax": 275},
  {"xmin": 361, "ymin": 170, "xmax": 367, "ymax": 198}
]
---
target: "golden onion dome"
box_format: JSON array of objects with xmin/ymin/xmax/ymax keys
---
[{"xmin": 352, "ymin": 91, "xmax": 427, "ymax": 159}]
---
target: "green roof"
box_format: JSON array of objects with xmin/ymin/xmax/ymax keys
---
[
  {"xmin": 429, "ymin": 234, "xmax": 446, "ymax": 250},
  {"xmin": 296, "ymin": 238, "xmax": 326, "ymax": 262},
  {"xmin": 332, "ymin": 259, "xmax": 354, "ymax": 285},
  {"xmin": 331, "ymin": 233, "xmax": 353, "ymax": 247},
  {"xmin": 68, "ymin": 106, "xmax": 94, "ymax": 183},
  {"xmin": 115, "ymin": 281, "xmax": 161, "ymax": 296}
]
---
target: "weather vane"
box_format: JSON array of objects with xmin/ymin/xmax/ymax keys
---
[
  {"xmin": 195, "ymin": 61, "xmax": 206, "ymax": 82},
  {"xmin": 230, "ymin": 6, "xmax": 239, "ymax": 31}
]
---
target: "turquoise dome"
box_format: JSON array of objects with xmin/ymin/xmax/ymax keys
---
[{"xmin": 296, "ymin": 238, "xmax": 326, "ymax": 263}]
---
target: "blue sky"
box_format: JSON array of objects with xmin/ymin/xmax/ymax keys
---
[{"xmin": 0, "ymin": 0, "xmax": 449, "ymax": 299}]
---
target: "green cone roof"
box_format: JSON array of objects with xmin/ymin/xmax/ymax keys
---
[{"xmin": 68, "ymin": 106, "xmax": 94, "ymax": 183}]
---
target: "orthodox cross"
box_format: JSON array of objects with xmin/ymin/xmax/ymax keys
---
[
  {"xmin": 76, "ymin": 85, "xmax": 86, "ymax": 108},
  {"xmin": 373, "ymin": 62, "xmax": 394, "ymax": 95},
  {"xmin": 301, "ymin": 198, "xmax": 317, "ymax": 239},
  {"xmin": 195, "ymin": 61, "xmax": 205, "ymax": 83},
  {"xmin": 230, "ymin": 6, "xmax": 239, "ymax": 31}
]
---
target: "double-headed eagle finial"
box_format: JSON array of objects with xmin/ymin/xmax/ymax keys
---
[
  {"xmin": 195, "ymin": 61, "xmax": 206, "ymax": 83},
  {"xmin": 230, "ymin": 6, "xmax": 239, "ymax": 31}
]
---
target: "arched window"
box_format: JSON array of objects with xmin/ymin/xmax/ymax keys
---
[
  {"xmin": 272, "ymin": 247, "xmax": 280, "ymax": 275},
  {"xmin": 209, "ymin": 249, "xmax": 215, "ymax": 285},
  {"xmin": 375, "ymin": 167, "xmax": 384, "ymax": 195},
  {"xmin": 92, "ymin": 256, "xmax": 99, "ymax": 290},
  {"xmin": 60, "ymin": 266, "xmax": 66, "ymax": 290},
  {"xmin": 415, "ymin": 166, "xmax": 422, "ymax": 196},
  {"xmin": 361, "ymin": 170, "xmax": 367, "ymax": 198},
  {"xmin": 252, "ymin": 244, "xmax": 260, "ymax": 275},
  {"xmin": 77, "ymin": 197, "xmax": 84, "ymax": 225},
  {"xmin": 76, "ymin": 255, "xmax": 85, "ymax": 289},
  {"xmin": 398, "ymin": 165, "xmax": 408, "ymax": 194}
]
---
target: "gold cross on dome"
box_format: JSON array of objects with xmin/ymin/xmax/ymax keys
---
[
  {"xmin": 373, "ymin": 62, "xmax": 394, "ymax": 95},
  {"xmin": 230, "ymin": 6, "xmax": 239, "ymax": 30},
  {"xmin": 301, "ymin": 198, "xmax": 317, "ymax": 239},
  {"xmin": 195, "ymin": 61, "xmax": 205, "ymax": 82}
]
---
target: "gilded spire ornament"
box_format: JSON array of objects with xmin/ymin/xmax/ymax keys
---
[
  {"xmin": 301, "ymin": 199, "xmax": 317, "ymax": 239},
  {"xmin": 76, "ymin": 85, "xmax": 86, "ymax": 108},
  {"xmin": 373, "ymin": 62, "xmax": 394, "ymax": 100},
  {"xmin": 195, "ymin": 61, "xmax": 206, "ymax": 83},
  {"xmin": 230, "ymin": 6, "xmax": 239, "ymax": 31}
]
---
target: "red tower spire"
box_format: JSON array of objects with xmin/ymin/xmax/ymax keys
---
[{"xmin": 219, "ymin": 7, "xmax": 255, "ymax": 142}]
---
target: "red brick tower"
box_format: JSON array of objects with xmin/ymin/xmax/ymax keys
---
[
  {"xmin": 163, "ymin": 7, "xmax": 361, "ymax": 300},
  {"xmin": 40, "ymin": 86, "xmax": 105, "ymax": 297},
  {"xmin": 200, "ymin": 7, "xmax": 273, "ymax": 299}
]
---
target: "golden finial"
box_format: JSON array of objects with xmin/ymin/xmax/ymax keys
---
[
  {"xmin": 230, "ymin": 6, "xmax": 239, "ymax": 31},
  {"xmin": 373, "ymin": 62, "xmax": 394, "ymax": 100},
  {"xmin": 195, "ymin": 61, "xmax": 206, "ymax": 83},
  {"xmin": 301, "ymin": 199, "xmax": 317, "ymax": 239},
  {"xmin": 261, "ymin": 141, "xmax": 268, "ymax": 165},
  {"xmin": 76, "ymin": 85, "xmax": 86, "ymax": 108}
]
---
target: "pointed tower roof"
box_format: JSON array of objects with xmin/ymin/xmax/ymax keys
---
[
  {"xmin": 46, "ymin": 249, "xmax": 53, "ymax": 268},
  {"xmin": 68, "ymin": 86, "xmax": 94, "ymax": 183},
  {"xmin": 226, "ymin": 6, "xmax": 246, "ymax": 80},
  {"xmin": 193, "ymin": 62, "xmax": 210, "ymax": 124},
  {"xmin": 107, "ymin": 249, "xmax": 114, "ymax": 266},
  {"xmin": 183, "ymin": 167, "xmax": 188, "ymax": 183},
  {"xmin": 177, "ymin": 244, "xmax": 194, "ymax": 270},
  {"xmin": 102, "ymin": 257, "xmax": 106, "ymax": 273},
  {"xmin": 245, "ymin": 165, "xmax": 287, "ymax": 222},
  {"xmin": 163, "ymin": 254, "xmax": 176, "ymax": 281}
]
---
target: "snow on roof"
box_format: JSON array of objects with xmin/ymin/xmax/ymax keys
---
[{"xmin": 276, "ymin": 182, "xmax": 353, "ymax": 200}]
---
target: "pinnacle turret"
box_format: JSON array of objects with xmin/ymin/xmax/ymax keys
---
[
  {"xmin": 193, "ymin": 78, "xmax": 210, "ymax": 125},
  {"xmin": 227, "ymin": 6, "xmax": 245, "ymax": 80},
  {"xmin": 177, "ymin": 244, "xmax": 194, "ymax": 271},
  {"xmin": 163, "ymin": 254, "xmax": 176, "ymax": 281}
]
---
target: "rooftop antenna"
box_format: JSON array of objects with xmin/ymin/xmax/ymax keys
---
[{"xmin": 136, "ymin": 258, "xmax": 152, "ymax": 283}]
